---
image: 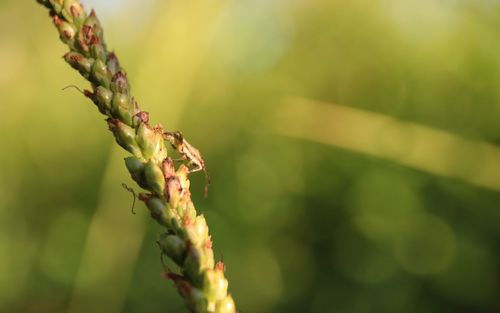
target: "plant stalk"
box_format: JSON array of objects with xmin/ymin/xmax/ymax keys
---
[{"xmin": 35, "ymin": 1, "xmax": 236, "ymax": 312}]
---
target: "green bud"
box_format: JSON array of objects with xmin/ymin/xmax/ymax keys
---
[
  {"xmin": 203, "ymin": 269, "xmax": 228, "ymax": 304},
  {"xmin": 111, "ymin": 71, "xmax": 129, "ymax": 94},
  {"xmin": 215, "ymin": 295, "xmax": 236, "ymax": 313},
  {"xmin": 62, "ymin": 0, "xmax": 85, "ymax": 27},
  {"xmin": 124, "ymin": 156, "xmax": 149, "ymax": 189},
  {"xmin": 184, "ymin": 245, "xmax": 213, "ymax": 285},
  {"xmin": 107, "ymin": 119, "xmax": 142, "ymax": 158},
  {"xmin": 186, "ymin": 204, "xmax": 197, "ymax": 227},
  {"xmin": 91, "ymin": 59, "xmax": 111, "ymax": 88},
  {"xmin": 204, "ymin": 247, "xmax": 215, "ymax": 270},
  {"xmin": 187, "ymin": 288, "xmax": 209, "ymax": 313},
  {"xmin": 136, "ymin": 123, "xmax": 167, "ymax": 161},
  {"xmin": 94, "ymin": 86, "xmax": 112, "ymax": 114},
  {"xmin": 158, "ymin": 233, "xmax": 186, "ymax": 266},
  {"xmin": 186, "ymin": 215, "xmax": 209, "ymax": 246},
  {"xmin": 53, "ymin": 15, "xmax": 76, "ymax": 44},
  {"xmin": 84, "ymin": 10, "xmax": 103, "ymax": 41},
  {"xmin": 107, "ymin": 52, "xmax": 121, "ymax": 76},
  {"xmin": 144, "ymin": 196, "xmax": 174, "ymax": 227},
  {"xmin": 183, "ymin": 247, "xmax": 204, "ymax": 285},
  {"xmin": 90, "ymin": 43, "xmax": 107, "ymax": 62},
  {"xmin": 144, "ymin": 160, "xmax": 165, "ymax": 195},
  {"xmin": 171, "ymin": 214, "xmax": 183, "ymax": 234},
  {"xmin": 124, "ymin": 156, "xmax": 143, "ymax": 173},
  {"xmin": 111, "ymin": 93, "xmax": 134, "ymax": 125},
  {"xmin": 64, "ymin": 52, "xmax": 92, "ymax": 79}
]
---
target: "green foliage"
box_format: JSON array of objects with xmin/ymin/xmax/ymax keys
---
[{"xmin": 0, "ymin": 1, "xmax": 499, "ymax": 313}]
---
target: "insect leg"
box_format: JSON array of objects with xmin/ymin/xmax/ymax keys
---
[{"xmin": 122, "ymin": 183, "xmax": 137, "ymax": 214}]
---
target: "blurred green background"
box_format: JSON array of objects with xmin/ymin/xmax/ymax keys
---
[{"xmin": 1, "ymin": 0, "xmax": 499, "ymax": 312}]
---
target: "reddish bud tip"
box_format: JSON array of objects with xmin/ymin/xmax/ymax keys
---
[
  {"xmin": 205, "ymin": 238, "xmax": 213, "ymax": 249},
  {"xmin": 135, "ymin": 111, "xmax": 149, "ymax": 124},
  {"xmin": 83, "ymin": 90, "xmax": 93, "ymax": 98},
  {"xmin": 138, "ymin": 192, "xmax": 151, "ymax": 202},
  {"xmin": 216, "ymin": 261, "xmax": 226, "ymax": 272},
  {"xmin": 184, "ymin": 214, "xmax": 192, "ymax": 227}
]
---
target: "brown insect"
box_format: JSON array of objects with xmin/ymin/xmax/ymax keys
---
[{"xmin": 163, "ymin": 131, "xmax": 211, "ymax": 197}]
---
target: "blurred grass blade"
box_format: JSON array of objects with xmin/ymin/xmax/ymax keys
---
[{"xmin": 274, "ymin": 97, "xmax": 500, "ymax": 192}]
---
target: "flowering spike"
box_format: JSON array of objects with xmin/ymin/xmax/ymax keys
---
[{"xmin": 37, "ymin": 1, "xmax": 236, "ymax": 312}]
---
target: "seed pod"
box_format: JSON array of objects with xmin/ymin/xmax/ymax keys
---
[
  {"xmin": 183, "ymin": 246, "xmax": 205, "ymax": 286},
  {"xmin": 62, "ymin": 0, "xmax": 85, "ymax": 27},
  {"xmin": 91, "ymin": 59, "xmax": 111, "ymax": 88},
  {"xmin": 107, "ymin": 119, "xmax": 142, "ymax": 158},
  {"xmin": 158, "ymin": 233, "xmax": 186, "ymax": 266},
  {"xmin": 203, "ymin": 269, "xmax": 228, "ymax": 303},
  {"xmin": 111, "ymin": 71, "xmax": 129, "ymax": 94},
  {"xmin": 90, "ymin": 43, "xmax": 107, "ymax": 62},
  {"xmin": 144, "ymin": 160, "xmax": 166, "ymax": 195},
  {"xmin": 171, "ymin": 214, "xmax": 183, "ymax": 234},
  {"xmin": 64, "ymin": 52, "xmax": 92, "ymax": 79},
  {"xmin": 124, "ymin": 156, "xmax": 149, "ymax": 189},
  {"xmin": 144, "ymin": 196, "xmax": 175, "ymax": 227},
  {"xmin": 184, "ymin": 245, "xmax": 214, "ymax": 285},
  {"xmin": 144, "ymin": 196, "xmax": 164, "ymax": 214},
  {"xmin": 186, "ymin": 288, "xmax": 209, "ymax": 313},
  {"xmin": 162, "ymin": 206, "xmax": 178, "ymax": 229},
  {"xmin": 204, "ymin": 246, "xmax": 215, "ymax": 270},
  {"xmin": 53, "ymin": 15, "xmax": 76, "ymax": 44},
  {"xmin": 136, "ymin": 123, "xmax": 167, "ymax": 161},
  {"xmin": 215, "ymin": 295, "xmax": 236, "ymax": 313},
  {"xmin": 94, "ymin": 86, "xmax": 112, "ymax": 114},
  {"xmin": 185, "ymin": 215, "xmax": 209, "ymax": 246},
  {"xmin": 84, "ymin": 10, "xmax": 103, "ymax": 41},
  {"xmin": 185, "ymin": 203, "xmax": 197, "ymax": 225},
  {"xmin": 111, "ymin": 93, "xmax": 134, "ymax": 125},
  {"xmin": 107, "ymin": 52, "xmax": 121, "ymax": 76}
]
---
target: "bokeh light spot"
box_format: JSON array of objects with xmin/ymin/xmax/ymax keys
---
[
  {"xmin": 235, "ymin": 247, "xmax": 283, "ymax": 312},
  {"xmin": 393, "ymin": 214, "xmax": 455, "ymax": 275},
  {"xmin": 348, "ymin": 169, "xmax": 421, "ymax": 241},
  {"xmin": 333, "ymin": 224, "xmax": 398, "ymax": 284},
  {"xmin": 40, "ymin": 210, "xmax": 88, "ymax": 284}
]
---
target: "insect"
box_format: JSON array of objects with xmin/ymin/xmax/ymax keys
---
[{"xmin": 163, "ymin": 131, "xmax": 211, "ymax": 197}]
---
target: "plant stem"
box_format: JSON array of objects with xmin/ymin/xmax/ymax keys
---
[{"xmin": 35, "ymin": 1, "xmax": 236, "ymax": 312}]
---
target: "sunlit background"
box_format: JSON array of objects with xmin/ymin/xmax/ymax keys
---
[{"xmin": 1, "ymin": 0, "xmax": 499, "ymax": 312}]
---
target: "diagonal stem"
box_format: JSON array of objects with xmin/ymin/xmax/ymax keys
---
[{"xmin": 35, "ymin": 1, "xmax": 236, "ymax": 312}]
